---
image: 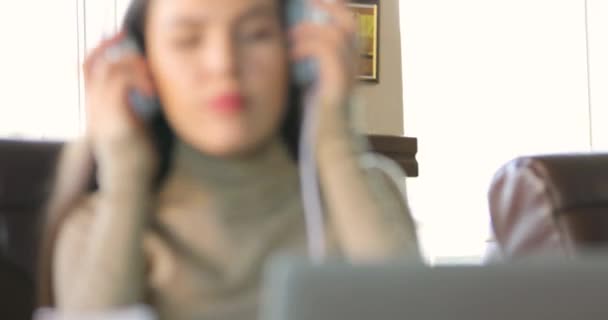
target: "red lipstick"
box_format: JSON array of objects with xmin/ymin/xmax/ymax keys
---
[{"xmin": 208, "ymin": 92, "xmax": 245, "ymax": 113}]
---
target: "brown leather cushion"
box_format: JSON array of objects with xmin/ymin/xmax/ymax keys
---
[
  {"xmin": 0, "ymin": 139, "xmax": 63, "ymax": 274},
  {"xmin": 489, "ymin": 154, "xmax": 608, "ymax": 259}
]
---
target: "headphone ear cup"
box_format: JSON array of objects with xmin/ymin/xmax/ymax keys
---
[
  {"xmin": 128, "ymin": 90, "xmax": 161, "ymax": 123},
  {"xmin": 285, "ymin": 0, "xmax": 328, "ymax": 85}
]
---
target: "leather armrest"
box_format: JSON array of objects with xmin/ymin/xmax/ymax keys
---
[{"xmin": 488, "ymin": 154, "xmax": 608, "ymax": 259}]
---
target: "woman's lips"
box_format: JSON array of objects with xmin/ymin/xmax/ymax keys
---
[{"xmin": 208, "ymin": 93, "xmax": 245, "ymax": 114}]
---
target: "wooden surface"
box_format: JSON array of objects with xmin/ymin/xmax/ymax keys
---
[{"xmin": 367, "ymin": 135, "xmax": 418, "ymax": 177}]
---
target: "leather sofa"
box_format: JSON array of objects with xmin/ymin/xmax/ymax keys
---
[
  {"xmin": 0, "ymin": 140, "xmax": 62, "ymax": 276},
  {"xmin": 0, "ymin": 256, "xmax": 34, "ymax": 320},
  {"xmin": 0, "ymin": 140, "xmax": 61, "ymax": 319}
]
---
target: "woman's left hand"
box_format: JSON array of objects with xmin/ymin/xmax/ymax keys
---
[{"xmin": 290, "ymin": 0, "xmax": 358, "ymax": 124}]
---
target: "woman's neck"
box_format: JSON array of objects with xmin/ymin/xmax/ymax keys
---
[
  {"xmin": 159, "ymin": 138, "xmax": 299, "ymax": 210},
  {"xmin": 173, "ymin": 138, "xmax": 294, "ymax": 183}
]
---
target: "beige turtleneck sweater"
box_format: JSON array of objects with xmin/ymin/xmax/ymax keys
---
[{"xmin": 53, "ymin": 134, "xmax": 418, "ymax": 319}]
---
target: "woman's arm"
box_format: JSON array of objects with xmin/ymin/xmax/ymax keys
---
[
  {"xmin": 290, "ymin": 0, "xmax": 419, "ymax": 261},
  {"xmin": 54, "ymin": 147, "xmax": 152, "ymax": 311},
  {"xmin": 54, "ymin": 31, "xmax": 158, "ymax": 312},
  {"xmin": 316, "ymin": 107, "xmax": 420, "ymax": 261}
]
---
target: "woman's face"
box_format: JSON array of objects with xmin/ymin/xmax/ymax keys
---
[{"xmin": 145, "ymin": 0, "xmax": 289, "ymax": 157}]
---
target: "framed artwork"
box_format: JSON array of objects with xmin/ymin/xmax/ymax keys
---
[{"xmin": 348, "ymin": 0, "xmax": 380, "ymax": 82}]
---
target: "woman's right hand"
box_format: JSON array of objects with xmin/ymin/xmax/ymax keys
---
[{"xmin": 83, "ymin": 32, "xmax": 158, "ymax": 185}]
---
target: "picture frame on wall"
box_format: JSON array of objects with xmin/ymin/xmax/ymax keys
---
[{"xmin": 348, "ymin": 0, "xmax": 380, "ymax": 83}]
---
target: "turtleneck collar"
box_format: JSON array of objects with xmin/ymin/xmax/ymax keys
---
[
  {"xmin": 158, "ymin": 138, "xmax": 301, "ymax": 217},
  {"xmin": 168, "ymin": 138, "xmax": 297, "ymax": 188}
]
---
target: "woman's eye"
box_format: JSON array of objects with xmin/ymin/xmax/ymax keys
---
[{"xmin": 239, "ymin": 27, "xmax": 275, "ymax": 43}]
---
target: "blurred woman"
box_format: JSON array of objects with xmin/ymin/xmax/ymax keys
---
[{"xmin": 39, "ymin": 0, "xmax": 419, "ymax": 319}]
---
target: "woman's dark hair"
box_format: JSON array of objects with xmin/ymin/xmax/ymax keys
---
[{"xmin": 37, "ymin": 0, "xmax": 302, "ymax": 307}]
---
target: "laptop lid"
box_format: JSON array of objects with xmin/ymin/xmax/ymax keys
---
[{"xmin": 260, "ymin": 256, "xmax": 608, "ymax": 320}]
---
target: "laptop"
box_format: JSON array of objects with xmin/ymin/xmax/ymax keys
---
[{"xmin": 260, "ymin": 255, "xmax": 608, "ymax": 320}]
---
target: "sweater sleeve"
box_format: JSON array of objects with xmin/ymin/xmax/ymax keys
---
[
  {"xmin": 315, "ymin": 101, "xmax": 420, "ymax": 261},
  {"xmin": 53, "ymin": 189, "xmax": 150, "ymax": 312}
]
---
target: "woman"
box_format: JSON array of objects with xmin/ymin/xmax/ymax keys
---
[{"xmin": 39, "ymin": 0, "xmax": 419, "ymax": 318}]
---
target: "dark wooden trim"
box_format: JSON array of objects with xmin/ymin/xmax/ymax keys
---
[{"xmin": 367, "ymin": 135, "xmax": 419, "ymax": 177}]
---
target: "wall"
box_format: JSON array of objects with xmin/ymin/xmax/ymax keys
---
[{"xmin": 357, "ymin": 0, "xmax": 404, "ymax": 136}]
